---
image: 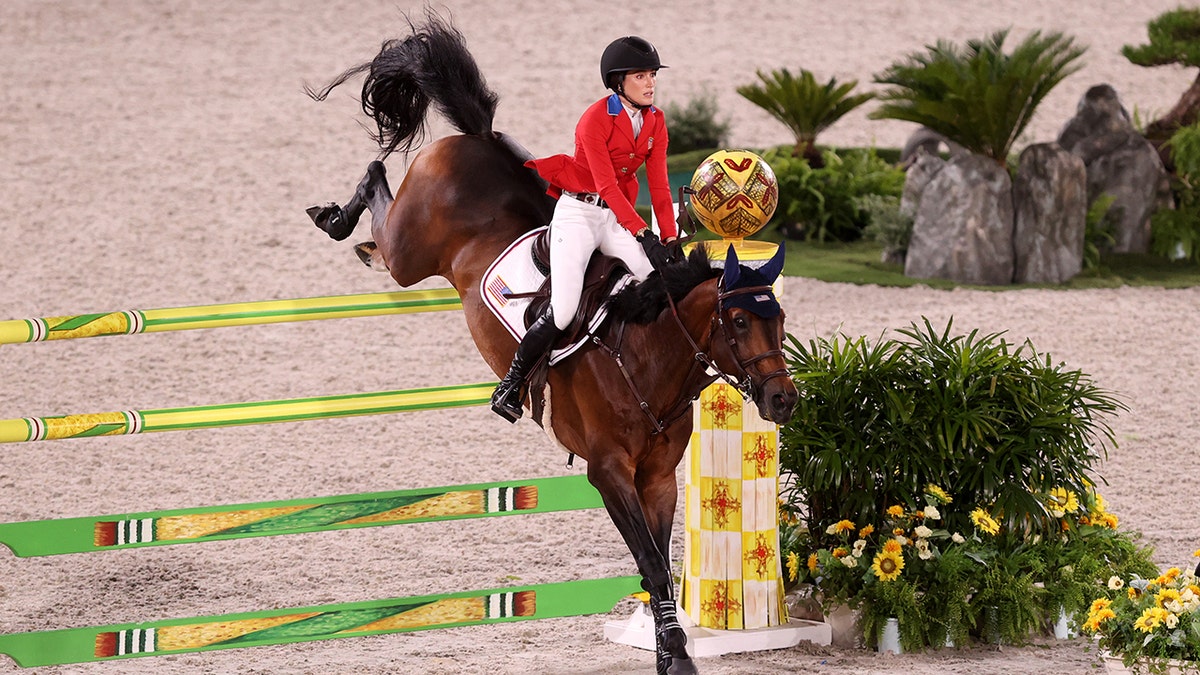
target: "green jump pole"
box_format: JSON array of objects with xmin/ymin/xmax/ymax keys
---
[
  {"xmin": 0, "ymin": 475, "xmax": 603, "ymax": 558},
  {"xmin": 0, "ymin": 288, "xmax": 463, "ymax": 345},
  {"xmin": 0, "ymin": 382, "xmax": 496, "ymax": 444},
  {"xmin": 0, "ymin": 576, "xmax": 643, "ymax": 667}
]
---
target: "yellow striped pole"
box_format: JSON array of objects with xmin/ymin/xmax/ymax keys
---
[
  {"xmin": 681, "ymin": 240, "xmax": 787, "ymax": 630},
  {"xmin": 0, "ymin": 382, "xmax": 494, "ymax": 443},
  {"xmin": 0, "ymin": 288, "xmax": 462, "ymax": 345}
]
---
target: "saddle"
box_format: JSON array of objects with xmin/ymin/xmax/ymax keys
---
[
  {"xmin": 524, "ymin": 229, "xmax": 630, "ymax": 346},
  {"xmin": 522, "ymin": 229, "xmax": 631, "ymax": 427}
]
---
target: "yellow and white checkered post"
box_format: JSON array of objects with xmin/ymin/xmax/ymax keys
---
[{"xmin": 681, "ymin": 241, "xmax": 786, "ymax": 630}]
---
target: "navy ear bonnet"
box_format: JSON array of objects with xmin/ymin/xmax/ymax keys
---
[{"xmin": 719, "ymin": 244, "xmax": 785, "ymax": 318}]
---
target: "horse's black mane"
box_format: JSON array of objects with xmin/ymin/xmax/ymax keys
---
[{"xmin": 606, "ymin": 246, "xmax": 721, "ymax": 324}]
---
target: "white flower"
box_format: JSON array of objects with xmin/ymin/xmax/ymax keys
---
[
  {"xmin": 1181, "ymin": 588, "xmax": 1197, "ymax": 603},
  {"xmin": 825, "ymin": 523, "xmax": 838, "ymax": 535},
  {"xmin": 852, "ymin": 539, "xmax": 867, "ymax": 557},
  {"xmin": 1165, "ymin": 612, "xmax": 1179, "ymax": 629},
  {"xmin": 951, "ymin": 532, "xmax": 965, "ymax": 544},
  {"xmin": 894, "ymin": 535, "xmax": 909, "ymax": 546},
  {"xmin": 1166, "ymin": 599, "xmax": 1185, "ymax": 614},
  {"xmin": 923, "ymin": 505, "xmax": 941, "ymax": 520},
  {"xmin": 915, "ymin": 539, "xmax": 934, "ymax": 560},
  {"xmin": 1107, "ymin": 576, "xmax": 1124, "ymax": 590},
  {"xmin": 914, "ymin": 525, "xmax": 933, "ymax": 539},
  {"xmin": 840, "ymin": 555, "xmax": 859, "ymax": 568}
]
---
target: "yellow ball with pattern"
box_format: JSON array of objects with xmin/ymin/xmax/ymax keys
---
[{"xmin": 688, "ymin": 150, "xmax": 778, "ymax": 239}]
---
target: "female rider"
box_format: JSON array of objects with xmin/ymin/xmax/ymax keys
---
[{"xmin": 490, "ymin": 35, "xmax": 679, "ymax": 422}]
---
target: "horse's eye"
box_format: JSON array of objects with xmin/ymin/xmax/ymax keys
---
[{"xmin": 734, "ymin": 316, "xmax": 748, "ymax": 329}]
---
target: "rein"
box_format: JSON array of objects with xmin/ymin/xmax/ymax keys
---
[{"xmin": 592, "ymin": 276, "xmax": 785, "ymax": 434}]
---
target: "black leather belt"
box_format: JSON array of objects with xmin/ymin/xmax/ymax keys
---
[{"xmin": 563, "ymin": 191, "xmax": 608, "ymax": 209}]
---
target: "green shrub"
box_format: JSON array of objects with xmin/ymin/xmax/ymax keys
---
[
  {"xmin": 858, "ymin": 194, "xmax": 912, "ymax": 262},
  {"xmin": 663, "ymin": 93, "xmax": 730, "ymax": 155},
  {"xmin": 737, "ymin": 68, "xmax": 873, "ymax": 164},
  {"xmin": 780, "ymin": 318, "xmax": 1124, "ymax": 544},
  {"xmin": 871, "ymin": 29, "xmax": 1086, "ymax": 162},
  {"xmin": 763, "ymin": 146, "xmax": 905, "ymax": 242},
  {"xmin": 1151, "ymin": 122, "xmax": 1200, "ymax": 263}
]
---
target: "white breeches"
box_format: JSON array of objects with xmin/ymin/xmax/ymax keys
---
[{"xmin": 547, "ymin": 197, "xmax": 653, "ymax": 330}]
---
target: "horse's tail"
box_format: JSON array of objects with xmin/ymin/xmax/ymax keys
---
[{"xmin": 306, "ymin": 11, "xmax": 498, "ymax": 157}]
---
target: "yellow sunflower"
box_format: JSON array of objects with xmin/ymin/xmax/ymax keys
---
[
  {"xmin": 1083, "ymin": 607, "xmax": 1116, "ymax": 632},
  {"xmin": 1089, "ymin": 597, "xmax": 1112, "ymax": 614},
  {"xmin": 871, "ymin": 550, "xmax": 904, "ymax": 582},
  {"xmin": 925, "ymin": 484, "xmax": 952, "ymax": 504},
  {"xmin": 1046, "ymin": 487, "xmax": 1080, "ymax": 516},
  {"xmin": 786, "ymin": 552, "xmax": 800, "ymax": 582},
  {"xmin": 1134, "ymin": 607, "xmax": 1169, "ymax": 633},
  {"xmin": 1156, "ymin": 589, "xmax": 1182, "ymax": 608},
  {"xmin": 969, "ymin": 508, "xmax": 1001, "ymax": 535}
]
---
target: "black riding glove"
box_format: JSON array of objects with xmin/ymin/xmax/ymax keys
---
[{"xmin": 638, "ymin": 231, "xmax": 672, "ymax": 270}]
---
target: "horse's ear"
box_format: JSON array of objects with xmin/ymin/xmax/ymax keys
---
[
  {"xmin": 757, "ymin": 243, "xmax": 786, "ymax": 283},
  {"xmin": 722, "ymin": 244, "xmax": 741, "ymax": 287}
]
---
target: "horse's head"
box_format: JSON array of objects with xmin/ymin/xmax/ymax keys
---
[{"xmin": 710, "ymin": 244, "xmax": 798, "ymax": 424}]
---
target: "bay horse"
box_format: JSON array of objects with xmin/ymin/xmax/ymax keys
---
[{"xmin": 305, "ymin": 15, "xmax": 797, "ymax": 674}]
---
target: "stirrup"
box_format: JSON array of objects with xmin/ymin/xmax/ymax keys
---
[{"xmin": 490, "ymin": 382, "xmax": 524, "ymax": 423}]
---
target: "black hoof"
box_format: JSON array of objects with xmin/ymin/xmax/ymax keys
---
[
  {"xmin": 305, "ymin": 203, "xmax": 352, "ymax": 241},
  {"xmin": 666, "ymin": 656, "xmax": 697, "ymax": 675}
]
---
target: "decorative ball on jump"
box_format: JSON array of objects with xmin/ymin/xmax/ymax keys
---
[{"xmin": 688, "ymin": 150, "xmax": 778, "ymax": 239}]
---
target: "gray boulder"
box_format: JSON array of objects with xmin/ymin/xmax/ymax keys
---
[
  {"xmin": 1058, "ymin": 84, "xmax": 1167, "ymax": 253},
  {"xmin": 900, "ymin": 149, "xmax": 945, "ymax": 218},
  {"xmin": 905, "ymin": 153, "xmax": 1015, "ymax": 285},
  {"xmin": 1012, "ymin": 143, "xmax": 1088, "ymax": 283}
]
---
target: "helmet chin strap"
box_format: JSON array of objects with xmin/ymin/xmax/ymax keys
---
[{"xmin": 615, "ymin": 81, "xmax": 651, "ymax": 111}]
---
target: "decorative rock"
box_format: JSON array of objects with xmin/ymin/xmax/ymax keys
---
[
  {"xmin": 900, "ymin": 150, "xmax": 945, "ymax": 218},
  {"xmin": 1058, "ymin": 84, "xmax": 1168, "ymax": 253},
  {"xmin": 899, "ymin": 127, "xmax": 967, "ymax": 167},
  {"xmin": 1013, "ymin": 143, "xmax": 1088, "ymax": 283},
  {"xmin": 904, "ymin": 154, "xmax": 1015, "ymax": 285}
]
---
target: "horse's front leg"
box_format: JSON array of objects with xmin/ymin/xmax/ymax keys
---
[
  {"xmin": 306, "ymin": 160, "xmax": 392, "ymax": 241},
  {"xmin": 637, "ymin": 438, "xmax": 694, "ymax": 675},
  {"xmin": 588, "ymin": 455, "xmax": 697, "ymax": 675}
]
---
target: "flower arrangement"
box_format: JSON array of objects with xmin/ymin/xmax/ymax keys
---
[
  {"xmin": 781, "ymin": 480, "xmax": 1159, "ymax": 651},
  {"xmin": 1082, "ymin": 552, "xmax": 1200, "ymax": 674},
  {"xmin": 778, "ymin": 320, "xmax": 1160, "ymax": 652}
]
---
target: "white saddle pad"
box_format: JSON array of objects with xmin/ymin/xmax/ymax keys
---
[{"xmin": 480, "ymin": 227, "xmax": 633, "ymax": 366}]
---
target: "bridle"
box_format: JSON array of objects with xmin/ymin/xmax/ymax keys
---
[{"xmin": 593, "ymin": 275, "xmax": 788, "ymax": 434}]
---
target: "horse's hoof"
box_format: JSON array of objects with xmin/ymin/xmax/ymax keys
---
[
  {"xmin": 306, "ymin": 203, "xmax": 351, "ymax": 241},
  {"xmin": 666, "ymin": 656, "xmax": 697, "ymax": 675},
  {"xmin": 353, "ymin": 242, "xmax": 388, "ymax": 271}
]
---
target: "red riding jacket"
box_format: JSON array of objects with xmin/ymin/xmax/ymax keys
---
[{"xmin": 525, "ymin": 94, "xmax": 677, "ymax": 239}]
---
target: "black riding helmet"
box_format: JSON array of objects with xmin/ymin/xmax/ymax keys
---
[{"xmin": 600, "ymin": 36, "xmax": 667, "ymax": 105}]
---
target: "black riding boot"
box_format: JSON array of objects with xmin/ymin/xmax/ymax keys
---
[{"xmin": 490, "ymin": 310, "xmax": 562, "ymax": 423}]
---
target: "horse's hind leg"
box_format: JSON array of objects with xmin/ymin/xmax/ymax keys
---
[
  {"xmin": 307, "ymin": 160, "xmax": 392, "ymax": 241},
  {"xmin": 588, "ymin": 458, "xmax": 697, "ymax": 675}
]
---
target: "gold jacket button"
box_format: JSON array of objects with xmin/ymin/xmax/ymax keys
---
[
  {"xmin": 621, "ymin": 167, "xmax": 628, "ymax": 174},
  {"xmin": 629, "ymin": 153, "xmax": 635, "ymax": 159}
]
